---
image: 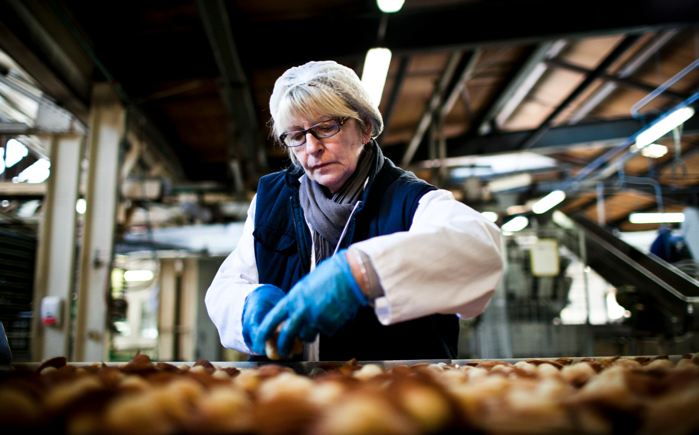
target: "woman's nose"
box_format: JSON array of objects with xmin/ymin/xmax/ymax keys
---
[{"xmin": 304, "ymin": 132, "xmax": 323, "ymax": 155}]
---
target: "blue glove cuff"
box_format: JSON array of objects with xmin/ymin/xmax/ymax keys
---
[
  {"xmin": 336, "ymin": 250, "xmax": 368, "ymax": 306},
  {"xmin": 257, "ymin": 284, "xmax": 285, "ymax": 294}
]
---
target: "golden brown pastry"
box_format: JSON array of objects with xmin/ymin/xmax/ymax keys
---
[
  {"xmin": 265, "ymin": 325, "xmax": 304, "ymax": 360},
  {"xmin": 1, "ymin": 352, "xmax": 699, "ymax": 434}
]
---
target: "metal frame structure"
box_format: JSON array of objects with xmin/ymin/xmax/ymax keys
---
[
  {"xmin": 196, "ymin": 0, "xmax": 265, "ymax": 196},
  {"xmin": 570, "ymin": 214, "xmax": 699, "ymax": 318}
]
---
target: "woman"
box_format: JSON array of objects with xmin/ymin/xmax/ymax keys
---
[{"xmin": 206, "ymin": 61, "xmax": 503, "ymax": 361}]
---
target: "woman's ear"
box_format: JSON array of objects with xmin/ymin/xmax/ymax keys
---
[{"xmin": 360, "ymin": 116, "xmax": 372, "ymax": 143}]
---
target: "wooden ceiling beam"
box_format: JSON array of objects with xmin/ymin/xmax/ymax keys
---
[
  {"xmin": 400, "ymin": 52, "xmax": 464, "ymax": 166},
  {"xmin": 519, "ymin": 35, "xmax": 641, "ymax": 150},
  {"xmin": 567, "ymin": 29, "xmax": 680, "ymax": 124},
  {"xmin": 378, "ymin": 55, "xmax": 410, "ymax": 146},
  {"xmin": 476, "ymin": 41, "xmax": 566, "ymax": 136},
  {"xmin": 440, "ymin": 49, "xmax": 482, "ymax": 121},
  {"xmin": 545, "ymin": 58, "xmax": 689, "ymax": 104}
]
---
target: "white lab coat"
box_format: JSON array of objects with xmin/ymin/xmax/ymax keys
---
[{"xmin": 205, "ymin": 188, "xmax": 504, "ymax": 355}]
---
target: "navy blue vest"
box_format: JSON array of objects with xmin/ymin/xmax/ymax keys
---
[{"xmin": 253, "ymin": 146, "xmax": 459, "ymax": 361}]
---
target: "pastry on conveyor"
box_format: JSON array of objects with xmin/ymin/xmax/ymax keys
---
[
  {"xmin": 265, "ymin": 325, "xmax": 304, "ymax": 360},
  {"xmin": 0, "ymin": 352, "xmax": 698, "ymax": 434}
]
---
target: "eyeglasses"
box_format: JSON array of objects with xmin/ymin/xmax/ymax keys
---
[{"xmin": 279, "ymin": 117, "xmax": 349, "ymax": 148}]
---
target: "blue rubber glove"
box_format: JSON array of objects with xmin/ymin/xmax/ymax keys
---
[
  {"xmin": 242, "ymin": 284, "xmax": 285, "ymax": 349},
  {"xmin": 252, "ymin": 250, "xmax": 368, "ymax": 357}
]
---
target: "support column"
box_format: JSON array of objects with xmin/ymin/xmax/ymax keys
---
[
  {"xmin": 73, "ymin": 84, "xmax": 125, "ymax": 362},
  {"xmin": 31, "ymin": 133, "xmax": 83, "ymax": 360},
  {"xmin": 158, "ymin": 258, "xmax": 178, "ymax": 361},
  {"xmin": 166, "ymin": 257, "xmax": 223, "ymax": 362},
  {"xmin": 196, "ymin": 257, "xmax": 224, "ymax": 362},
  {"xmin": 178, "ymin": 258, "xmax": 198, "ymax": 361}
]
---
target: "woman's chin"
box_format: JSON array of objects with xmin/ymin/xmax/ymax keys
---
[
  {"xmin": 309, "ymin": 172, "xmax": 345, "ymax": 193},
  {"xmin": 317, "ymin": 179, "xmax": 342, "ymax": 193}
]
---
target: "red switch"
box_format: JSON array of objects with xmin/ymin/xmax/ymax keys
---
[{"xmin": 42, "ymin": 316, "xmax": 56, "ymax": 326}]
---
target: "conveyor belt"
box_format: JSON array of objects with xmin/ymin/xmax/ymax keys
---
[
  {"xmin": 566, "ymin": 214, "xmax": 699, "ymax": 326},
  {"xmin": 9, "ymin": 356, "xmax": 684, "ymax": 374}
]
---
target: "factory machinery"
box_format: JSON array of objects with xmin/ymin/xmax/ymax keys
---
[
  {"xmin": 471, "ymin": 213, "xmax": 699, "ymax": 360},
  {"xmin": 569, "ymin": 214, "xmax": 699, "ymax": 353}
]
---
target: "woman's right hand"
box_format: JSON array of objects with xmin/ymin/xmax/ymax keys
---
[
  {"xmin": 253, "ymin": 250, "xmax": 368, "ymax": 357},
  {"xmin": 242, "ymin": 285, "xmax": 286, "ymax": 349}
]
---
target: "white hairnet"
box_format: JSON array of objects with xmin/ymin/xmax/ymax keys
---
[{"xmin": 269, "ymin": 61, "xmax": 384, "ymax": 138}]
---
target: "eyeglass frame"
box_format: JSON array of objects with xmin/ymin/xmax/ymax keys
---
[{"xmin": 278, "ymin": 117, "xmax": 350, "ymax": 148}]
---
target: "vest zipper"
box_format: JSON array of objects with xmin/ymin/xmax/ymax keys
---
[
  {"xmin": 333, "ymin": 177, "xmax": 370, "ymax": 256},
  {"xmin": 333, "ymin": 200, "xmax": 361, "ymax": 256},
  {"xmin": 290, "ymin": 195, "xmax": 311, "ymax": 274}
]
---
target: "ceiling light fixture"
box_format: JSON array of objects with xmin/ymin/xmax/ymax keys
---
[
  {"xmin": 629, "ymin": 212, "xmax": 684, "ymax": 224},
  {"xmin": 502, "ymin": 216, "xmax": 529, "ymax": 232},
  {"xmin": 532, "ymin": 190, "xmax": 566, "ymax": 214},
  {"xmin": 487, "ymin": 173, "xmax": 532, "ymax": 193},
  {"xmin": 639, "ymin": 143, "xmax": 668, "ymax": 159},
  {"xmin": 552, "ymin": 210, "xmax": 574, "ymax": 229},
  {"xmin": 635, "ymin": 106, "xmax": 695, "ymax": 148},
  {"xmin": 361, "ymin": 48, "xmax": 392, "ymax": 107},
  {"xmin": 377, "ymin": 0, "xmax": 405, "ymax": 13}
]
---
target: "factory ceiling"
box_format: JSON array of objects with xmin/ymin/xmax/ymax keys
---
[{"xmin": 1, "ymin": 0, "xmax": 699, "ymax": 229}]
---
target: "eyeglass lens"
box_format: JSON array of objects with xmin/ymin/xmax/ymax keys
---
[{"xmin": 282, "ymin": 119, "xmax": 341, "ymax": 147}]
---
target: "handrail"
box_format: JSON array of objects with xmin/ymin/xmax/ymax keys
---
[{"xmin": 571, "ymin": 214, "xmax": 699, "ymax": 305}]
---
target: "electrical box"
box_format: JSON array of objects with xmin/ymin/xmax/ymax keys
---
[
  {"xmin": 531, "ymin": 239, "xmax": 560, "ymax": 277},
  {"xmin": 41, "ymin": 296, "xmax": 63, "ymax": 327}
]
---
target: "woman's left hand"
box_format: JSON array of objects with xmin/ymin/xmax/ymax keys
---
[{"xmin": 252, "ymin": 250, "xmax": 368, "ymax": 357}]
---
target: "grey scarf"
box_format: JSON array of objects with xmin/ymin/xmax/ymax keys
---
[{"xmin": 299, "ymin": 142, "xmax": 375, "ymax": 263}]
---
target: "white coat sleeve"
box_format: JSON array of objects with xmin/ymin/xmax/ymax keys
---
[
  {"xmin": 205, "ymin": 195, "xmax": 261, "ymax": 354},
  {"xmin": 351, "ymin": 189, "xmax": 503, "ymax": 325}
]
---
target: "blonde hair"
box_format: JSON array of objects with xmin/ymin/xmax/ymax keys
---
[
  {"xmin": 273, "ymin": 84, "xmax": 367, "ymax": 136},
  {"xmin": 269, "ymin": 61, "xmax": 383, "ymax": 164},
  {"xmin": 271, "ymin": 84, "xmax": 370, "ymax": 164}
]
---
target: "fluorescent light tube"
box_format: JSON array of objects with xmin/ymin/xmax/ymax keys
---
[
  {"xmin": 532, "ymin": 190, "xmax": 566, "ymax": 214},
  {"xmin": 502, "ymin": 216, "xmax": 529, "ymax": 232},
  {"xmin": 552, "ymin": 210, "xmax": 574, "ymax": 229},
  {"xmin": 361, "ymin": 48, "xmax": 392, "ymax": 107},
  {"xmin": 377, "ymin": 0, "xmax": 405, "ymax": 13},
  {"xmin": 629, "ymin": 212, "xmax": 685, "ymax": 224},
  {"xmin": 636, "ymin": 107, "xmax": 695, "ymax": 148},
  {"xmin": 124, "ymin": 270, "xmax": 155, "ymax": 282},
  {"xmin": 488, "ymin": 173, "xmax": 532, "ymax": 193}
]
